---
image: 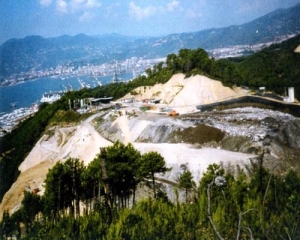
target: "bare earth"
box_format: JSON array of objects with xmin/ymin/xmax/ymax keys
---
[
  {"xmin": 295, "ymin": 45, "xmax": 300, "ymax": 53},
  {"xmin": 122, "ymin": 73, "xmax": 243, "ymax": 113},
  {"xmin": 0, "ymin": 74, "xmax": 255, "ymax": 217}
]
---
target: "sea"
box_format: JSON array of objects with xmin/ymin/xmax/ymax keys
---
[{"xmin": 0, "ymin": 73, "xmax": 133, "ymax": 114}]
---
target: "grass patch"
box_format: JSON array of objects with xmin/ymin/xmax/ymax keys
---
[
  {"xmin": 152, "ymin": 91, "xmax": 161, "ymax": 97},
  {"xmin": 49, "ymin": 110, "xmax": 81, "ymax": 123}
]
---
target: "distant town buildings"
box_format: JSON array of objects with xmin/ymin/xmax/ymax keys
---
[
  {"xmin": 208, "ymin": 34, "xmax": 297, "ymax": 59},
  {"xmin": 0, "ymin": 57, "xmax": 166, "ymax": 87}
]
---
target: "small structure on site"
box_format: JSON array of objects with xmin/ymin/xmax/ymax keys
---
[
  {"xmin": 89, "ymin": 97, "xmax": 113, "ymax": 105},
  {"xmin": 284, "ymin": 87, "xmax": 295, "ymax": 103},
  {"xmin": 259, "ymin": 87, "xmax": 265, "ymax": 94}
]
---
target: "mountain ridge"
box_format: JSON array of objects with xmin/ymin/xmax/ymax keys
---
[{"xmin": 1, "ymin": 3, "xmax": 300, "ymax": 78}]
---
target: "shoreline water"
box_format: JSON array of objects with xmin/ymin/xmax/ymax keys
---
[{"xmin": 0, "ymin": 72, "xmax": 133, "ymax": 114}]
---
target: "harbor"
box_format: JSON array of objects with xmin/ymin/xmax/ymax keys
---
[
  {"xmin": 0, "ymin": 73, "xmax": 133, "ymax": 136},
  {"xmin": 0, "ymin": 103, "xmax": 39, "ymax": 136}
]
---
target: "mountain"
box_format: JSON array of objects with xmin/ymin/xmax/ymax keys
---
[
  {"xmin": 130, "ymin": 3, "xmax": 300, "ymax": 55},
  {"xmin": 0, "ymin": 33, "xmax": 136, "ymax": 78},
  {"xmin": 0, "ymin": 3, "xmax": 300, "ymax": 79}
]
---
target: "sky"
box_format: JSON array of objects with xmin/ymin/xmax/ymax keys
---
[{"xmin": 1, "ymin": 0, "xmax": 300, "ymax": 44}]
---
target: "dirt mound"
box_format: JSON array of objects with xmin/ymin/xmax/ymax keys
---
[{"xmin": 122, "ymin": 73, "xmax": 239, "ymax": 106}]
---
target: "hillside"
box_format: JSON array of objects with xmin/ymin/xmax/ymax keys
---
[
  {"xmin": 1, "ymin": 36, "xmax": 300, "ymax": 205},
  {"xmin": 0, "ymin": 74, "xmax": 241, "ymax": 216},
  {"xmin": 0, "ymin": 74, "xmax": 247, "ymax": 217},
  {"xmin": 236, "ymin": 34, "xmax": 300, "ymax": 98},
  {"xmin": 1, "ymin": 74, "xmax": 300, "ymax": 219}
]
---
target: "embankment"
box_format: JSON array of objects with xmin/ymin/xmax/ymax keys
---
[{"xmin": 197, "ymin": 95, "xmax": 300, "ymax": 117}]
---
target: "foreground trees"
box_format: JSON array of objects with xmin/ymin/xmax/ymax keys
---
[
  {"xmin": 138, "ymin": 151, "xmax": 170, "ymax": 198},
  {"xmin": 1, "ymin": 143, "xmax": 300, "ymax": 239},
  {"xmin": 43, "ymin": 158, "xmax": 85, "ymax": 221},
  {"xmin": 42, "ymin": 142, "xmax": 169, "ymax": 223}
]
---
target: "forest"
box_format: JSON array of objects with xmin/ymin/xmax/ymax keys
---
[{"xmin": 0, "ymin": 34, "xmax": 300, "ymax": 239}]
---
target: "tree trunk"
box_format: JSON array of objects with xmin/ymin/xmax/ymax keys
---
[
  {"xmin": 133, "ymin": 185, "xmax": 136, "ymax": 206},
  {"xmin": 186, "ymin": 188, "xmax": 188, "ymax": 203},
  {"xmin": 152, "ymin": 173, "xmax": 156, "ymax": 198},
  {"xmin": 207, "ymin": 181, "xmax": 224, "ymax": 240}
]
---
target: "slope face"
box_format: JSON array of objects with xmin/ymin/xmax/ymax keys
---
[
  {"xmin": 19, "ymin": 113, "xmax": 112, "ymax": 173},
  {"xmin": 169, "ymin": 75, "xmax": 238, "ymax": 106}
]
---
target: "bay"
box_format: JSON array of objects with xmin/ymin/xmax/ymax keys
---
[{"xmin": 0, "ymin": 73, "xmax": 133, "ymax": 114}]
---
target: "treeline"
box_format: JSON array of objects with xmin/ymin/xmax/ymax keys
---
[{"xmin": 1, "ymin": 142, "xmax": 300, "ymax": 239}]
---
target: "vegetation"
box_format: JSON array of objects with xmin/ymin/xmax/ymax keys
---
[
  {"xmin": 236, "ymin": 34, "xmax": 300, "ymax": 98},
  {"xmin": 171, "ymin": 123, "xmax": 226, "ymax": 144},
  {"xmin": 1, "ymin": 144, "xmax": 300, "ymax": 239},
  {"xmin": 178, "ymin": 170, "xmax": 196, "ymax": 203}
]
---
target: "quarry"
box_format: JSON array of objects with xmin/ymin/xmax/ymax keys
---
[{"xmin": 1, "ymin": 73, "xmax": 300, "ymax": 218}]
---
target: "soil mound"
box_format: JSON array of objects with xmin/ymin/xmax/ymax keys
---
[{"xmin": 122, "ymin": 73, "xmax": 239, "ymax": 106}]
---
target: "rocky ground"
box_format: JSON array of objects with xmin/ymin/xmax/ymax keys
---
[{"xmin": 97, "ymin": 105, "xmax": 300, "ymax": 173}]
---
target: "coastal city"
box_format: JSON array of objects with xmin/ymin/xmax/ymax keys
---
[
  {"xmin": 0, "ymin": 56, "xmax": 166, "ymax": 87},
  {"xmin": 0, "ymin": 104, "xmax": 39, "ymax": 137},
  {"xmin": 209, "ymin": 33, "xmax": 298, "ymax": 58}
]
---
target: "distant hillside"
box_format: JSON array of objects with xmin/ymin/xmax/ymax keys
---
[
  {"xmin": 1, "ymin": 3, "xmax": 300, "ymax": 79},
  {"xmin": 235, "ymin": 34, "xmax": 300, "ymax": 98},
  {"xmin": 0, "ymin": 33, "xmax": 137, "ymax": 78}
]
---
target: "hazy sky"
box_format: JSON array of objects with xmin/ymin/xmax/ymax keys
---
[{"xmin": 1, "ymin": 0, "xmax": 300, "ymax": 44}]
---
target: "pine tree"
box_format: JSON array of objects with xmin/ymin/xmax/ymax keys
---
[
  {"xmin": 178, "ymin": 170, "xmax": 196, "ymax": 203},
  {"xmin": 138, "ymin": 151, "xmax": 170, "ymax": 198}
]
